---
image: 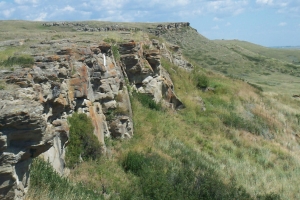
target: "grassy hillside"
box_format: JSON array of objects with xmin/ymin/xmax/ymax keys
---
[
  {"xmin": 28, "ymin": 59, "xmax": 300, "ymax": 199},
  {"xmin": 1, "ymin": 21, "xmax": 300, "ymax": 199},
  {"xmin": 215, "ymin": 39, "xmax": 300, "ymax": 64},
  {"xmin": 161, "ymin": 27, "xmax": 300, "ymax": 96}
]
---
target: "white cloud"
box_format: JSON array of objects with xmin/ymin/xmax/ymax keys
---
[
  {"xmin": 206, "ymin": 0, "xmax": 248, "ymax": 16},
  {"xmin": 171, "ymin": 0, "xmax": 190, "ymax": 6},
  {"xmin": 212, "ymin": 25, "xmax": 220, "ymax": 30},
  {"xmin": 3, "ymin": 8, "xmax": 15, "ymax": 18},
  {"xmin": 2, "ymin": 0, "xmax": 299, "ymax": 24},
  {"xmin": 82, "ymin": 2, "xmax": 88, "ymax": 7},
  {"xmin": 14, "ymin": 0, "xmax": 38, "ymax": 4},
  {"xmin": 279, "ymin": 22, "xmax": 287, "ymax": 26},
  {"xmin": 61, "ymin": 5, "xmax": 75, "ymax": 12},
  {"xmin": 225, "ymin": 22, "xmax": 231, "ymax": 26},
  {"xmin": 213, "ymin": 17, "xmax": 223, "ymax": 21},
  {"xmin": 256, "ymin": 0, "xmax": 273, "ymax": 5},
  {"xmin": 34, "ymin": 12, "xmax": 47, "ymax": 21}
]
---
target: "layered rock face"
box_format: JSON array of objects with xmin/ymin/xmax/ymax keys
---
[
  {"xmin": 0, "ymin": 38, "xmax": 184, "ymax": 199},
  {"xmin": 120, "ymin": 40, "xmax": 184, "ymax": 109}
]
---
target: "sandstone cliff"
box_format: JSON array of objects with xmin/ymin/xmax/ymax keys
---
[{"xmin": 0, "ymin": 36, "xmax": 187, "ymax": 199}]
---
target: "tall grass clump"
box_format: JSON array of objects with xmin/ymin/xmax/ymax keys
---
[
  {"xmin": 120, "ymin": 150, "xmax": 279, "ymax": 200},
  {"xmin": 66, "ymin": 113, "xmax": 102, "ymax": 168},
  {"xmin": 2, "ymin": 55, "xmax": 34, "ymax": 68},
  {"xmin": 111, "ymin": 45, "xmax": 120, "ymax": 61},
  {"xmin": 132, "ymin": 91, "xmax": 161, "ymax": 111},
  {"xmin": 27, "ymin": 158, "xmax": 102, "ymax": 200}
]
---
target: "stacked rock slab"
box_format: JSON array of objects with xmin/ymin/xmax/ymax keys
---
[
  {"xmin": 120, "ymin": 40, "xmax": 184, "ymax": 109},
  {"xmin": 0, "ymin": 40, "xmax": 132, "ymax": 199},
  {"xmin": 0, "ymin": 37, "xmax": 186, "ymax": 199}
]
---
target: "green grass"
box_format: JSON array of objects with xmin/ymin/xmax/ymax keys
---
[
  {"xmin": 26, "ymin": 158, "xmax": 103, "ymax": 200},
  {"xmin": 1, "ymin": 55, "xmax": 34, "ymax": 68},
  {"xmin": 132, "ymin": 91, "xmax": 162, "ymax": 111},
  {"xmin": 215, "ymin": 39, "xmax": 300, "ymax": 64},
  {"xmin": 111, "ymin": 45, "xmax": 120, "ymax": 61},
  {"xmin": 161, "ymin": 27, "xmax": 300, "ymax": 96}
]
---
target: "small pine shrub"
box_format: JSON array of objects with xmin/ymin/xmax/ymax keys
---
[{"xmin": 66, "ymin": 113, "xmax": 102, "ymax": 168}]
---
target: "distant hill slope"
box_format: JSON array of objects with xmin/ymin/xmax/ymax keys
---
[
  {"xmin": 160, "ymin": 27, "xmax": 300, "ymax": 96},
  {"xmin": 215, "ymin": 39, "xmax": 300, "ymax": 65}
]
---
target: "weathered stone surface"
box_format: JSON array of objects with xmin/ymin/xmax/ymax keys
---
[
  {"xmin": 160, "ymin": 42, "xmax": 193, "ymax": 70},
  {"xmin": 145, "ymin": 49, "xmax": 161, "ymax": 73},
  {"xmin": 0, "ymin": 35, "xmax": 187, "ymax": 199},
  {"xmin": 109, "ymin": 116, "xmax": 133, "ymax": 138},
  {"xmin": 0, "ymin": 99, "xmax": 54, "ymax": 200},
  {"xmin": 119, "ymin": 41, "xmax": 138, "ymax": 54},
  {"xmin": 120, "ymin": 40, "xmax": 184, "ymax": 109},
  {"xmin": 41, "ymin": 119, "xmax": 69, "ymax": 175}
]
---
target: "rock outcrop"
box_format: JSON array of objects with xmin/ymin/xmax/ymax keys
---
[
  {"xmin": 120, "ymin": 39, "xmax": 183, "ymax": 108},
  {"xmin": 41, "ymin": 22, "xmax": 190, "ymax": 33},
  {"xmin": 0, "ymin": 36, "xmax": 186, "ymax": 199}
]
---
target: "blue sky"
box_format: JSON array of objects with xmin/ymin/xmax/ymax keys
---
[{"xmin": 0, "ymin": 0, "xmax": 299, "ymax": 47}]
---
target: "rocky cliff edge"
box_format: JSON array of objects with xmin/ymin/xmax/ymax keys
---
[{"xmin": 0, "ymin": 37, "xmax": 189, "ymax": 199}]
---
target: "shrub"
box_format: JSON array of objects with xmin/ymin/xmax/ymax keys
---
[
  {"xmin": 2, "ymin": 55, "xmax": 34, "ymax": 68},
  {"xmin": 257, "ymin": 193, "xmax": 281, "ymax": 200},
  {"xmin": 122, "ymin": 151, "xmax": 146, "ymax": 175},
  {"xmin": 66, "ymin": 113, "xmax": 102, "ymax": 168},
  {"xmin": 121, "ymin": 151, "xmax": 260, "ymax": 200},
  {"xmin": 133, "ymin": 91, "xmax": 161, "ymax": 111},
  {"xmin": 195, "ymin": 74, "xmax": 209, "ymax": 89}
]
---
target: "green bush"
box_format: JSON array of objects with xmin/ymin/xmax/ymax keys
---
[
  {"xmin": 120, "ymin": 151, "xmax": 267, "ymax": 200},
  {"xmin": 257, "ymin": 193, "xmax": 281, "ymax": 200},
  {"xmin": 122, "ymin": 151, "xmax": 146, "ymax": 175},
  {"xmin": 222, "ymin": 112, "xmax": 270, "ymax": 136},
  {"xmin": 2, "ymin": 55, "xmax": 34, "ymax": 68},
  {"xmin": 195, "ymin": 74, "xmax": 209, "ymax": 89},
  {"xmin": 66, "ymin": 113, "xmax": 102, "ymax": 168},
  {"xmin": 133, "ymin": 91, "xmax": 161, "ymax": 111}
]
